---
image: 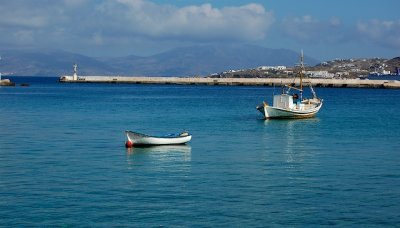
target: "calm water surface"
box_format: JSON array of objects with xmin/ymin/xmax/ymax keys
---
[{"xmin": 1, "ymin": 77, "xmax": 399, "ymax": 226}]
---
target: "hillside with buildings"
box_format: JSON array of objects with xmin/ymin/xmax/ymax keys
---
[{"xmin": 209, "ymin": 57, "xmax": 400, "ymax": 79}]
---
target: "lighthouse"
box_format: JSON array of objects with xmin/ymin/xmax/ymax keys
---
[{"xmin": 73, "ymin": 63, "xmax": 78, "ymax": 80}]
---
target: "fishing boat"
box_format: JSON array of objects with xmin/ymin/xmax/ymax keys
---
[
  {"xmin": 256, "ymin": 51, "xmax": 323, "ymax": 119},
  {"xmin": 125, "ymin": 130, "xmax": 192, "ymax": 147}
]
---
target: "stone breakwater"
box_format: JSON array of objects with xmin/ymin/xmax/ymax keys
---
[{"xmin": 59, "ymin": 76, "xmax": 400, "ymax": 89}]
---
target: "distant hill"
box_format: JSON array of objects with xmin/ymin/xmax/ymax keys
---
[
  {"xmin": 0, "ymin": 45, "xmax": 319, "ymax": 76},
  {"xmin": 386, "ymin": 57, "xmax": 400, "ymax": 70},
  {"xmin": 110, "ymin": 44, "xmax": 319, "ymax": 76},
  {"xmin": 0, "ymin": 49, "xmax": 117, "ymax": 76}
]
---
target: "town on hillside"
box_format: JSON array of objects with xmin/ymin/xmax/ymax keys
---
[{"xmin": 209, "ymin": 57, "xmax": 400, "ymax": 79}]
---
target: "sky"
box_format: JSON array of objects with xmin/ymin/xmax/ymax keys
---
[{"xmin": 0, "ymin": 0, "xmax": 399, "ymax": 61}]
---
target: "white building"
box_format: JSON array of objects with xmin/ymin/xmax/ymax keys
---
[
  {"xmin": 257, "ymin": 66, "xmax": 287, "ymax": 71},
  {"xmin": 305, "ymin": 70, "xmax": 334, "ymax": 78}
]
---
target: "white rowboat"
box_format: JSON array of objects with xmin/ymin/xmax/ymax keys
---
[{"xmin": 125, "ymin": 130, "xmax": 192, "ymax": 147}]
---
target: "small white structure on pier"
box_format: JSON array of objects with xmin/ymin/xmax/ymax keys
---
[
  {"xmin": 73, "ymin": 63, "xmax": 78, "ymax": 81},
  {"xmin": 58, "ymin": 63, "xmax": 80, "ymax": 82},
  {"xmin": 257, "ymin": 66, "xmax": 287, "ymax": 71}
]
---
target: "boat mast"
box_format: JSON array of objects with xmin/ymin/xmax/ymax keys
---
[{"xmin": 300, "ymin": 50, "xmax": 304, "ymax": 100}]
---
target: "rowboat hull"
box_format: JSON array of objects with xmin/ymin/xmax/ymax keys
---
[{"xmin": 125, "ymin": 130, "xmax": 192, "ymax": 146}]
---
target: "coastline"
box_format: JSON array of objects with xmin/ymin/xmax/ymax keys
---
[{"xmin": 59, "ymin": 76, "xmax": 400, "ymax": 89}]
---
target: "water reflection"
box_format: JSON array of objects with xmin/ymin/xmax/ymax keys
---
[
  {"xmin": 261, "ymin": 118, "xmax": 321, "ymax": 163},
  {"xmin": 125, "ymin": 145, "xmax": 192, "ymax": 168}
]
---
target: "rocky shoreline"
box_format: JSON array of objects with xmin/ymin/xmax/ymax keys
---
[{"xmin": 0, "ymin": 79, "xmax": 15, "ymax": 86}]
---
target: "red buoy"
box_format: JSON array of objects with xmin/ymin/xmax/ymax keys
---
[{"xmin": 125, "ymin": 140, "xmax": 133, "ymax": 148}]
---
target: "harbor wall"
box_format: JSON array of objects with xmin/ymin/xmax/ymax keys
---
[{"xmin": 59, "ymin": 76, "xmax": 400, "ymax": 89}]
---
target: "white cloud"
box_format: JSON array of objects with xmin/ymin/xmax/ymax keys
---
[
  {"xmin": 281, "ymin": 15, "xmax": 400, "ymax": 51},
  {"xmin": 281, "ymin": 15, "xmax": 322, "ymax": 41},
  {"xmin": 4, "ymin": 0, "xmax": 396, "ymax": 59},
  {"xmin": 357, "ymin": 19, "xmax": 400, "ymax": 48},
  {"xmin": 281, "ymin": 15, "xmax": 346, "ymax": 43},
  {"xmin": 63, "ymin": 0, "xmax": 88, "ymax": 8},
  {"xmin": 1, "ymin": 16, "xmax": 48, "ymax": 28},
  {"xmin": 330, "ymin": 17, "xmax": 341, "ymax": 27},
  {"xmin": 0, "ymin": 1, "xmax": 49, "ymax": 29},
  {"xmin": 0, "ymin": 0, "xmax": 274, "ymax": 55},
  {"xmin": 13, "ymin": 30, "xmax": 35, "ymax": 43},
  {"xmin": 92, "ymin": 33, "xmax": 104, "ymax": 45},
  {"xmin": 94, "ymin": 0, "xmax": 274, "ymax": 41}
]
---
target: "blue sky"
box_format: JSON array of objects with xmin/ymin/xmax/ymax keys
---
[{"xmin": 0, "ymin": 0, "xmax": 399, "ymax": 61}]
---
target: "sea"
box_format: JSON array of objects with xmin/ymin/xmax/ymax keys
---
[{"xmin": 1, "ymin": 76, "xmax": 400, "ymax": 226}]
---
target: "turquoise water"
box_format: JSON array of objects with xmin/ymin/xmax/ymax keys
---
[{"xmin": 1, "ymin": 77, "xmax": 400, "ymax": 226}]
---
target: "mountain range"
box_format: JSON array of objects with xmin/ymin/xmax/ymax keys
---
[{"xmin": 0, "ymin": 45, "xmax": 319, "ymax": 77}]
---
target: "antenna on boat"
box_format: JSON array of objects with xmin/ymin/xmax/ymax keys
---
[{"xmin": 273, "ymin": 83, "xmax": 275, "ymax": 97}]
